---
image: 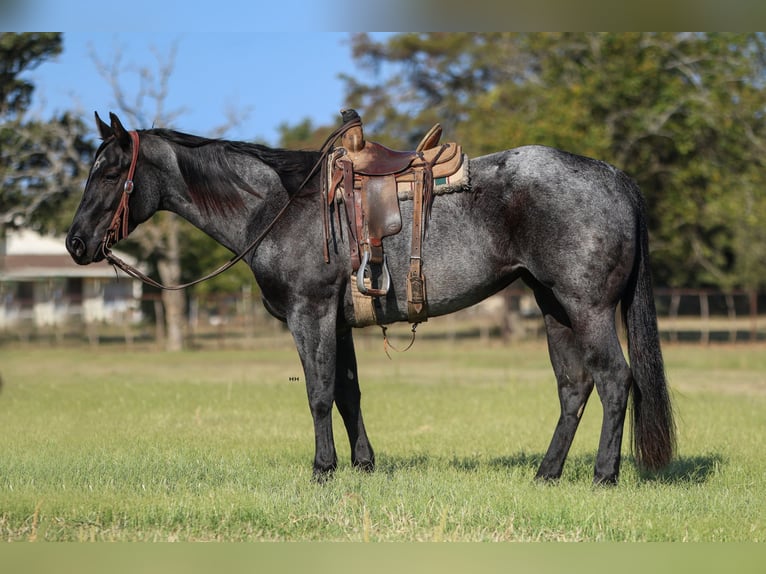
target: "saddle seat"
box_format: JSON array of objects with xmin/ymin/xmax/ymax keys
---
[
  {"xmin": 346, "ymin": 142, "xmax": 420, "ymax": 176},
  {"xmin": 346, "ymin": 122, "xmax": 445, "ymax": 176}
]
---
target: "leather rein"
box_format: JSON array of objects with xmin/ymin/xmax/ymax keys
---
[{"xmin": 101, "ymin": 119, "xmax": 360, "ymax": 291}]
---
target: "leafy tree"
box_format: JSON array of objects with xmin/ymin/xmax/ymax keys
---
[
  {"xmin": 276, "ymin": 117, "xmax": 334, "ymax": 150},
  {"xmin": 343, "ymin": 32, "xmax": 766, "ymax": 290},
  {"xmin": 519, "ymin": 33, "xmax": 766, "ymax": 291},
  {"xmin": 0, "ymin": 33, "xmax": 93, "ymax": 234}
]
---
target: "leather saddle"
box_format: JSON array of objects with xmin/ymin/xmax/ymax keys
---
[{"xmin": 322, "ymin": 109, "xmax": 464, "ymax": 324}]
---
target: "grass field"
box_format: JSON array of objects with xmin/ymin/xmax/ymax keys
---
[{"xmin": 0, "ymin": 333, "xmax": 764, "ymax": 542}]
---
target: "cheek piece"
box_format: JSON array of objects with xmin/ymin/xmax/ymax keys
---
[{"xmin": 103, "ymin": 130, "xmax": 140, "ymax": 251}]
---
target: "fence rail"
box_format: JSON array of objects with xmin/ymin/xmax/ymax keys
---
[{"xmin": 2, "ymin": 287, "xmax": 765, "ymax": 348}]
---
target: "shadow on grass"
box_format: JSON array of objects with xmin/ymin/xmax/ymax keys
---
[
  {"xmin": 639, "ymin": 453, "xmax": 726, "ymax": 484},
  {"xmin": 374, "ymin": 451, "xmax": 545, "ymax": 477},
  {"xmin": 376, "ymin": 453, "xmax": 432, "ymax": 476},
  {"xmin": 375, "ymin": 451, "xmax": 726, "ymax": 485}
]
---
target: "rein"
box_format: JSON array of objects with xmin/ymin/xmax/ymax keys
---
[{"xmin": 102, "ymin": 118, "xmax": 361, "ymax": 291}]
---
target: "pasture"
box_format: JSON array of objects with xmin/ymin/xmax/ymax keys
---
[{"xmin": 0, "ymin": 334, "xmax": 764, "ymax": 542}]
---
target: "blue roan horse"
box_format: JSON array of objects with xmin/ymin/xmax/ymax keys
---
[{"xmin": 66, "ymin": 112, "xmax": 675, "ymax": 484}]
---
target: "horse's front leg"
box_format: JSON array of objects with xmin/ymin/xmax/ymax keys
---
[
  {"xmin": 335, "ymin": 329, "xmax": 375, "ymax": 471},
  {"xmin": 288, "ymin": 307, "xmax": 339, "ymax": 480}
]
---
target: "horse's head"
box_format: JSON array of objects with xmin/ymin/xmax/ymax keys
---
[{"xmin": 66, "ymin": 112, "xmax": 159, "ymax": 264}]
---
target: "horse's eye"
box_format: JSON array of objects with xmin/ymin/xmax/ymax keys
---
[{"xmin": 103, "ymin": 170, "xmax": 120, "ymax": 183}]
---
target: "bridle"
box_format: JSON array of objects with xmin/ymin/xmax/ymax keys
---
[
  {"xmin": 100, "ymin": 118, "xmax": 361, "ymax": 291},
  {"xmin": 103, "ymin": 130, "xmax": 140, "ymax": 250}
]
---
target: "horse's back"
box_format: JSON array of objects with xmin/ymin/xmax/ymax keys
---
[
  {"xmin": 476, "ymin": 144, "xmax": 636, "ymax": 200},
  {"xmin": 473, "ymin": 144, "xmax": 640, "ymax": 227}
]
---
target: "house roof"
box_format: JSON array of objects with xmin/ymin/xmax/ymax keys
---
[{"xmin": 1, "ymin": 229, "xmax": 140, "ymax": 281}]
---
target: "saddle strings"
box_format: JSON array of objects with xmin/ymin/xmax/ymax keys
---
[{"xmin": 381, "ymin": 323, "xmax": 419, "ymax": 360}]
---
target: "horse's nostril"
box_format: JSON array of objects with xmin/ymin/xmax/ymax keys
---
[{"xmin": 67, "ymin": 235, "xmax": 86, "ymax": 259}]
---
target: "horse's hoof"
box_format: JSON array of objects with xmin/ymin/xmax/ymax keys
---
[
  {"xmin": 593, "ymin": 473, "xmax": 619, "ymax": 486},
  {"xmin": 534, "ymin": 473, "xmax": 560, "ymax": 484},
  {"xmin": 312, "ymin": 466, "xmax": 336, "ymax": 483},
  {"xmin": 353, "ymin": 459, "xmax": 375, "ymax": 473}
]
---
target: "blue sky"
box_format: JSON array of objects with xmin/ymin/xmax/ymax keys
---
[
  {"xmin": 5, "ymin": 0, "xmax": 393, "ymax": 146},
  {"xmin": 12, "ymin": 1, "xmax": 766, "ymax": 147},
  {"xmin": 8, "ymin": 0, "xmax": 766, "ymax": 33},
  {"xmin": 25, "ymin": 32, "xmax": 372, "ymax": 146},
  {"xmin": 4, "ymin": 0, "xmax": 348, "ymax": 32}
]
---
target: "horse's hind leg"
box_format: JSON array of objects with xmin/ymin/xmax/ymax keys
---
[
  {"xmin": 334, "ymin": 330, "xmax": 375, "ymax": 471},
  {"xmin": 576, "ymin": 312, "xmax": 633, "ymax": 484},
  {"xmin": 533, "ymin": 288, "xmax": 595, "ymax": 481}
]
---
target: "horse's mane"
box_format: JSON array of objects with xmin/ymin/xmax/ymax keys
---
[{"xmin": 144, "ymin": 128, "xmax": 321, "ymax": 217}]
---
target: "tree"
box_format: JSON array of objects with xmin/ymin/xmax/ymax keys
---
[
  {"xmin": 276, "ymin": 117, "xmax": 336, "ymax": 150},
  {"xmin": 344, "ymin": 33, "xmax": 766, "ymax": 291},
  {"xmin": 517, "ymin": 33, "xmax": 766, "ymax": 291},
  {"xmin": 0, "ymin": 33, "xmax": 93, "ymax": 236}
]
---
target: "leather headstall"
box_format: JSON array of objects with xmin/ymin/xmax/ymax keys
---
[{"xmin": 104, "ymin": 130, "xmax": 140, "ymax": 250}]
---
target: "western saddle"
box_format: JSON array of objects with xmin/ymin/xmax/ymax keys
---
[{"xmin": 321, "ymin": 109, "xmax": 465, "ymax": 325}]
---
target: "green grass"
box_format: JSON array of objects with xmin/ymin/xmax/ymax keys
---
[{"xmin": 0, "ymin": 336, "xmax": 764, "ymax": 541}]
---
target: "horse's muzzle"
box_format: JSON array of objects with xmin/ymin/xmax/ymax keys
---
[{"xmin": 66, "ymin": 234, "xmax": 92, "ymax": 265}]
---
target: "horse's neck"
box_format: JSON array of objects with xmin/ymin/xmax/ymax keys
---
[{"xmin": 158, "ymin": 146, "xmax": 285, "ymax": 255}]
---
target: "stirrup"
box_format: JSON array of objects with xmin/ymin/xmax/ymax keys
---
[{"xmin": 356, "ymin": 250, "xmax": 390, "ymax": 297}]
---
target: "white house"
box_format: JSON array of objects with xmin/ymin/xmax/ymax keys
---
[{"xmin": 0, "ymin": 229, "xmax": 143, "ymax": 329}]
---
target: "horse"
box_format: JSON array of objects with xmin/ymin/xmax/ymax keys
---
[{"xmin": 66, "ymin": 112, "xmax": 675, "ymax": 485}]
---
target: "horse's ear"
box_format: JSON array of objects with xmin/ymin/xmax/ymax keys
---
[
  {"xmin": 95, "ymin": 111, "xmax": 112, "ymax": 140},
  {"xmin": 109, "ymin": 112, "xmax": 132, "ymax": 150}
]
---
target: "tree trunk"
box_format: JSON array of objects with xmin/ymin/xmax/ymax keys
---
[
  {"xmin": 159, "ymin": 288, "xmax": 185, "ymax": 352},
  {"xmin": 156, "ymin": 215, "xmax": 185, "ymax": 351}
]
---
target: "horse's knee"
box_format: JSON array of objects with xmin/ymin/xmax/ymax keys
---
[{"xmin": 308, "ymin": 391, "xmax": 334, "ymax": 419}]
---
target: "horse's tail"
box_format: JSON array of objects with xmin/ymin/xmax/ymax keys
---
[{"xmin": 622, "ymin": 189, "xmax": 676, "ymax": 472}]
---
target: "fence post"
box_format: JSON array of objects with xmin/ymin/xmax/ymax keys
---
[
  {"xmin": 188, "ymin": 295, "xmax": 198, "ymax": 348},
  {"xmin": 154, "ymin": 298, "xmax": 165, "ymax": 349},
  {"xmin": 669, "ymin": 290, "xmax": 681, "ymax": 343},
  {"xmin": 750, "ymin": 289, "xmax": 758, "ymax": 342},
  {"xmin": 699, "ymin": 291, "xmax": 710, "ymax": 345},
  {"xmin": 724, "ymin": 292, "xmax": 736, "ymax": 342},
  {"xmin": 242, "ymin": 284, "xmax": 254, "ymax": 343}
]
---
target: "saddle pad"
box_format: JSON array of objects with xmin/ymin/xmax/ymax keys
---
[
  {"xmin": 397, "ymin": 154, "xmax": 470, "ymax": 200},
  {"xmin": 351, "ymin": 273, "xmax": 378, "ymax": 327}
]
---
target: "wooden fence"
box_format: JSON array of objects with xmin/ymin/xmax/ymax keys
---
[{"xmin": 1, "ymin": 287, "xmax": 764, "ymax": 348}]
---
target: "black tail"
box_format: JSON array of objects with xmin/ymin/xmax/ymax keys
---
[{"xmin": 622, "ymin": 197, "xmax": 676, "ymax": 472}]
